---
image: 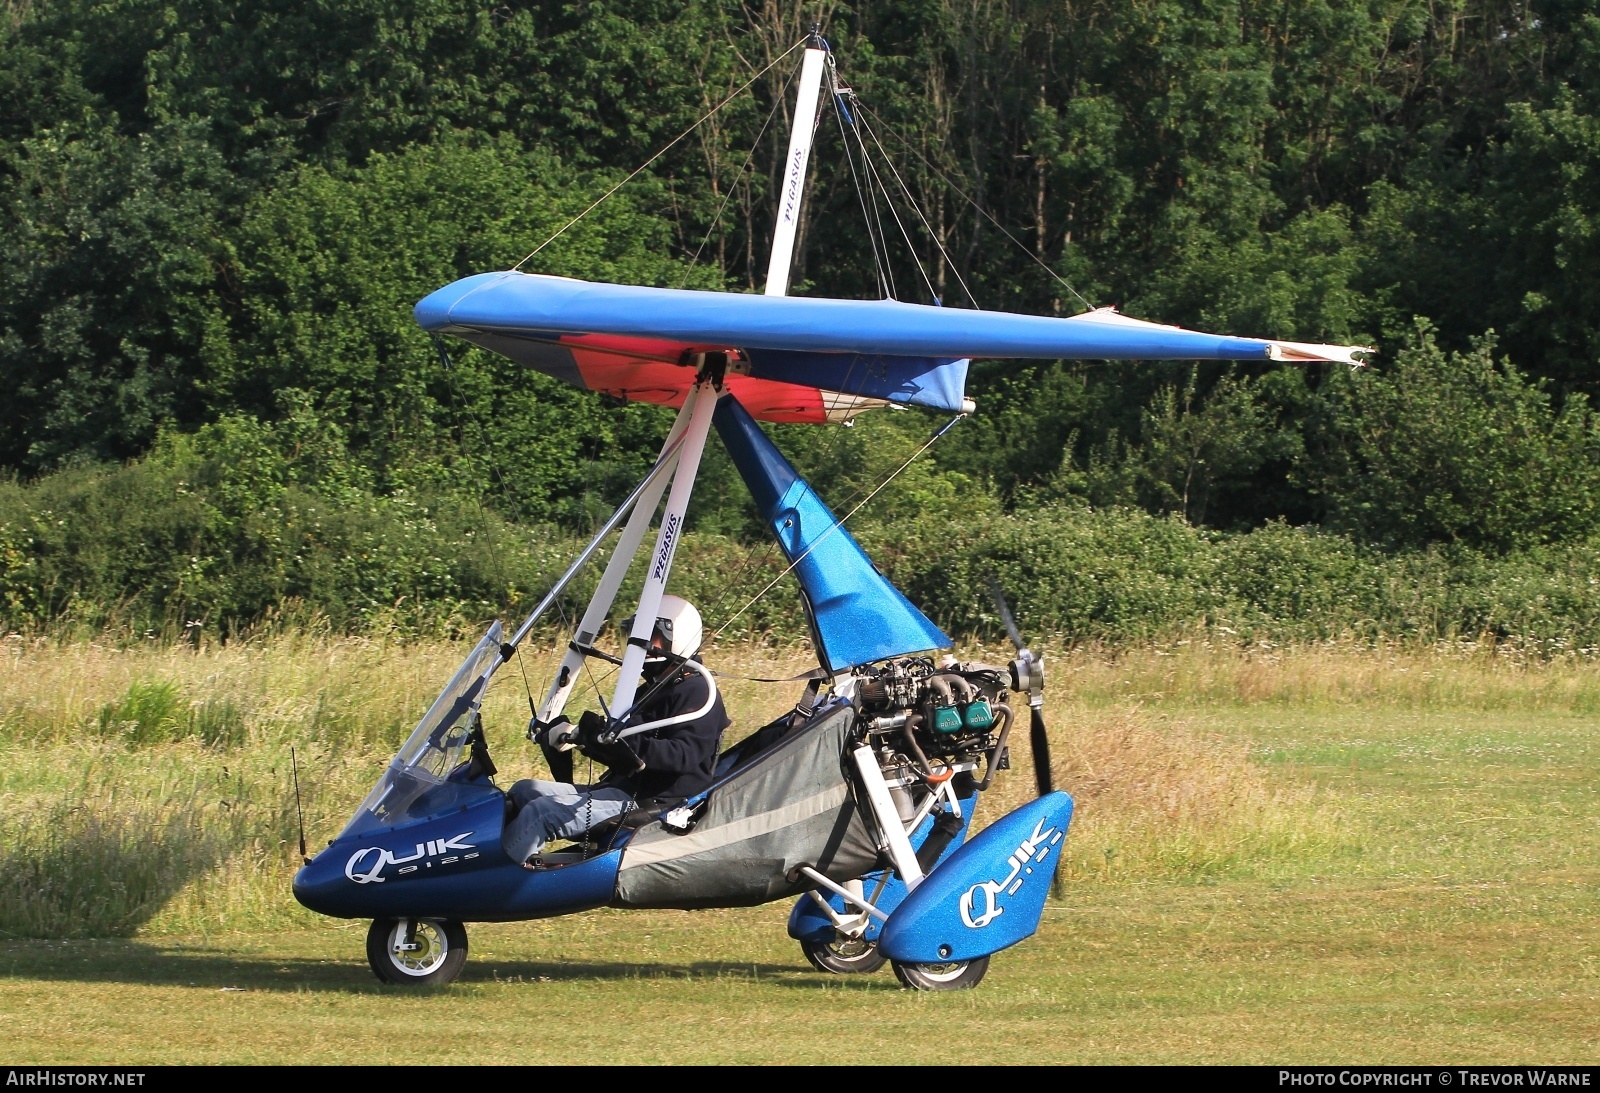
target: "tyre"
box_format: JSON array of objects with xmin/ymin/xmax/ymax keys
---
[
  {"xmin": 366, "ymin": 918, "xmax": 468, "ymax": 986},
  {"xmin": 801, "ymin": 935, "xmax": 887, "ymax": 974},
  {"xmin": 890, "ymin": 954, "xmax": 990, "ymax": 991}
]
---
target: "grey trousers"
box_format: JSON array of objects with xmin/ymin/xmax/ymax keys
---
[{"xmin": 501, "ymin": 778, "xmax": 636, "ymax": 863}]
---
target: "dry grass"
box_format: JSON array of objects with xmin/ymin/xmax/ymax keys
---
[
  {"xmin": 1043, "ymin": 636, "xmax": 1600, "ymax": 712},
  {"xmin": 14, "ymin": 630, "xmax": 1593, "ymax": 936},
  {"xmin": 968, "ymin": 702, "xmax": 1342, "ymax": 881},
  {"xmin": 0, "ymin": 630, "xmax": 464, "ymax": 748},
  {"xmin": 0, "ymin": 632, "xmax": 842, "ymax": 936},
  {"xmin": 6, "ymin": 633, "xmax": 1597, "ymax": 1062}
]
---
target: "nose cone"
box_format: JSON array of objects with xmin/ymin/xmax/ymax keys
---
[{"xmin": 293, "ymin": 846, "xmax": 360, "ymax": 918}]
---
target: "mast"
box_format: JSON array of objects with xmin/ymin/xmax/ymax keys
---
[
  {"xmin": 606, "ymin": 373, "xmax": 719, "ymax": 718},
  {"xmin": 764, "ymin": 32, "xmax": 828, "ymax": 298},
  {"xmin": 603, "ymin": 37, "xmax": 827, "ymax": 722}
]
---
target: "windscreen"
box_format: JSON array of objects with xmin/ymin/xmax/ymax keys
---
[{"xmin": 339, "ymin": 622, "xmax": 504, "ymax": 837}]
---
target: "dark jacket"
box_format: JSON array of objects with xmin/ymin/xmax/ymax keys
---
[{"xmin": 600, "ymin": 662, "xmax": 730, "ymax": 804}]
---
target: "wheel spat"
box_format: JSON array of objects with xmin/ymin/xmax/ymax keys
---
[{"xmin": 987, "ymin": 579, "xmax": 1052, "ymax": 798}]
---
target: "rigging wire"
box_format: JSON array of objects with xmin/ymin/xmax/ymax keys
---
[
  {"xmin": 698, "ymin": 61, "xmax": 889, "ymax": 646},
  {"xmin": 432, "ymin": 336, "xmax": 542, "ymax": 715},
  {"xmin": 826, "ymin": 81, "xmax": 941, "ymax": 305},
  {"xmin": 512, "ymin": 38, "xmax": 806, "ymax": 272},
  {"xmin": 858, "ymin": 103, "xmax": 1096, "ymax": 312},
  {"xmin": 697, "ymin": 363, "xmax": 879, "ymax": 646},
  {"xmin": 830, "ymin": 73, "xmax": 959, "ymax": 309},
  {"xmin": 464, "ymin": 45, "xmax": 1010, "ymax": 678},
  {"xmin": 828, "ymin": 68, "xmax": 892, "ymax": 299},
  {"xmin": 670, "ymin": 79, "xmax": 803, "ymax": 642},
  {"xmin": 499, "ymin": 41, "xmax": 799, "ymax": 701},
  {"xmin": 853, "ymin": 122, "xmax": 899, "ymax": 300},
  {"xmin": 696, "ymin": 502, "xmax": 779, "ymax": 644},
  {"xmin": 856, "ymin": 109, "xmax": 981, "ymax": 310},
  {"xmin": 678, "ymin": 62, "xmax": 795, "ymax": 289},
  {"xmin": 697, "ymin": 363, "xmax": 882, "ymax": 641},
  {"xmin": 699, "ymin": 63, "xmax": 990, "ymax": 643},
  {"xmin": 697, "ymin": 364, "xmax": 890, "ymax": 646},
  {"xmin": 551, "ymin": 592, "xmax": 619, "ymax": 738},
  {"xmin": 709, "ymin": 411, "xmax": 968, "ymax": 643},
  {"xmin": 852, "ymin": 120, "xmax": 936, "ymax": 303},
  {"xmin": 825, "ymin": 64, "xmax": 900, "ymax": 299}
]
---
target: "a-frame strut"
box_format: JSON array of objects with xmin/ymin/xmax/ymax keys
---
[{"xmin": 537, "ymin": 36, "xmax": 830, "ymax": 727}]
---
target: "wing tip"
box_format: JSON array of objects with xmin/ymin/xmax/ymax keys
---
[{"xmin": 1268, "ymin": 340, "xmax": 1376, "ymax": 366}]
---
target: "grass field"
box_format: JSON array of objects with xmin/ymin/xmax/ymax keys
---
[{"xmin": 1, "ymin": 635, "xmax": 1597, "ymax": 1062}]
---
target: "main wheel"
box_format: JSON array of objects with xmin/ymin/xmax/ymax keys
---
[
  {"xmin": 366, "ymin": 918, "xmax": 468, "ymax": 986},
  {"xmin": 890, "ymin": 955, "xmax": 990, "ymax": 991},
  {"xmin": 801, "ymin": 935, "xmax": 886, "ymax": 974}
]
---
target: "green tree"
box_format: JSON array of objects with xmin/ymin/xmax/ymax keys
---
[
  {"xmin": 1123, "ymin": 369, "xmax": 1288, "ymax": 527},
  {"xmin": 218, "ymin": 136, "xmax": 716, "ymax": 520},
  {"xmin": 0, "ymin": 117, "xmax": 234, "ymax": 471},
  {"xmin": 1311, "ymin": 321, "xmax": 1600, "ymax": 551},
  {"xmin": 1359, "ymin": 89, "xmax": 1600, "ymax": 396}
]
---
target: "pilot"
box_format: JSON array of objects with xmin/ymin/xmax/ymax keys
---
[{"xmin": 502, "ymin": 595, "xmax": 730, "ymax": 867}]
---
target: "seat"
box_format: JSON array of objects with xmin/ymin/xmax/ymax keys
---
[
  {"xmin": 568, "ymin": 699, "xmax": 829, "ymax": 856},
  {"xmin": 710, "ymin": 709, "xmax": 803, "ymax": 780},
  {"xmin": 570, "ymin": 804, "xmax": 671, "ymax": 852},
  {"xmin": 612, "ymin": 698, "xmax": 881, "ymax": 909},
  {"xmin": 562, "ymin": 711, "xmax": 803, "ymax": 853}
]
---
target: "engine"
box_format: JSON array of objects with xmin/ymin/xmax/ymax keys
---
[{"xmin": 851, "ymin": 655, "xmax": 1015, "ymax": 800}]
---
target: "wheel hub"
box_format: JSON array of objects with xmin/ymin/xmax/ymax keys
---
[{"xmin": 390, "ymin": 921, "xmax": 447, "ymax": 975}]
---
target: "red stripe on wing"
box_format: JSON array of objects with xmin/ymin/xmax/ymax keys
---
[{"xmin": 565, "ymin": 336, "xmax": 828, "ymax": 423}]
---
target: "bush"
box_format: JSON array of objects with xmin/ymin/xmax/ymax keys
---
[
  {"xmin": 892, "ymin": 503, "xmax": 1600, "ymax": 649},
  {"xmin": 0, "ymin": 414, "xmax": 580, "ymax": 635},
  {"xmin": 0, "ymin": 413, "xmax": 817, "ymax": 642},
  {"xmin": 894, "ymin": 504, "xmax": 1225, "ymax": 642},
  {"xmin": 1312, "ymin": 321, "xmax": 1600, "ymax": 551},
  {"xmin": 96, "ymin": 681, "xmax": 185, "ymax": 745},
  {"xmin": 12, "ymin": 423, "xmax": 1600, "ymax": 652}
]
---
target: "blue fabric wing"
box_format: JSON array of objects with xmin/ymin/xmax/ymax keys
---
[
  {"xmin": 418, "ymin": 272, "xmax": 1278, "ymax": 362},
  {"xmin": 417, "ymin": 273, "xmax": 1369, "ymax": 419},
  {"xmin": 741, "ymin": 348, "xmax": 970, "ymax": 413}
]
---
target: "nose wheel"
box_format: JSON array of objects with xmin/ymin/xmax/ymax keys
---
[{"xmin": 367, "ymin": 917, "xmax": 468, "ymax": 985}]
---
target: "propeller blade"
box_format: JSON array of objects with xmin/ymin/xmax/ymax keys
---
[
  {"xmin": 1029, "ymin": 705, "xmax": 1053, "ymax": 797},
  {"xmin": 985, "ymin": 577, "xmax": 1027, "ymax": 652}
]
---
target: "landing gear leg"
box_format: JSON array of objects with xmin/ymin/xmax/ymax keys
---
[{"xmin": 367, "ymin": 918, "xmax": 468, "ymax": 985}]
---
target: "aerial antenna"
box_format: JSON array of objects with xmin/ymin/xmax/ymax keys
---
[{"xmin": 291, "ymin": 745, "xmax": 309, "ymax": 865}]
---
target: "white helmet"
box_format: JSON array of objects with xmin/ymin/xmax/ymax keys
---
[{"xmin": 629, "ymin": 595, "xmax": 703, "ymax": 659}]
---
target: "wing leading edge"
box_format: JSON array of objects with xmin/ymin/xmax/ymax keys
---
[{"xmin": 416, "ymin": 271, "xmax": 1369, "ymax": 423}]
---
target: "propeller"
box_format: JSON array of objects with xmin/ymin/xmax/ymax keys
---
[{"xmin": 987, "ymin": 579, "xmax": 1052, "ymax": 797}]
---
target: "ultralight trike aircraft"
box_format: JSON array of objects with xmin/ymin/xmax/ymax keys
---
[{"xmin": 292, "ymin": 35, "xmax": 1369, "ymax": 989}]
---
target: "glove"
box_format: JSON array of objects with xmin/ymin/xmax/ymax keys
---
[
  {"xmin": 592, "ymin": 734, "xmax": 646, "ymax": 775},
  {"xmin": 575, "ymin": 709, "xmax": 610, "ymax": 749},
  {"xmin": 573, "ymin": 710, "xmax": 645, "ymax": 774}
]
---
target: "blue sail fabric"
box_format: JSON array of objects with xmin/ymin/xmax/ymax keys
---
[
  {"xmin": 741, "ymin": 348, "xmax": 970, "ymax": 413},
  {"xmin": 417, "ymin": 273, "xmax": 1368, "ymax": 422},
  {"xmin": 419, "ymin": 272, "xmax": 1282, "ymax": 362},
  {"xmin": 713, "ymin": 395, "xmax": 950, "ymax": 671}
]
